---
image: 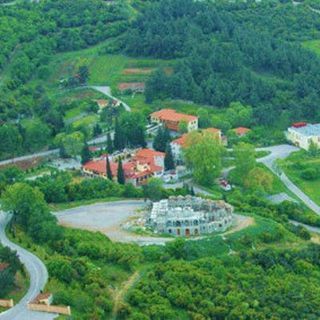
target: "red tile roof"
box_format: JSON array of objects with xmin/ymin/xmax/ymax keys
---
[
  {"xmin": 0, "ymin": 262, "xmax": 9, "ymax": 272},
  {"xmin": 292, "ymin": 122, "xmax": 307, "ymax": 128},
  {"xmin": 151, "ymin": 109, "xmax": 198, "ymax": 123},
  {"xmin": 204, "ymin": 128, "xmax": 221, "ymax": 135},
  {"xmin": 234, "ymin": 127, "xmax": 251, "ymax": 136},
  {"xmin": 171, "ymin": 134, "xmax": 188, "ymax": 146},
  {"xmin": 135, "ymin": 149, "xmax": 165, "ymax": 158},
  {"xmin": 83, "ymin": 149, "xmax": 164, "ymax": 181}
]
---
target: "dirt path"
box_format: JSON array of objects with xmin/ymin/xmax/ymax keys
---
[
  {"xmin": 224, "ymin": 214, "xmax": 255, "ymax": 235},
  {"xmin": 112, "ymin": 271, "xmax": 139, "ymax": 318}
]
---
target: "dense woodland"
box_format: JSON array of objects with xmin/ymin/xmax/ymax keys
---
[
  {"xmin": 126, "ymin": 0, "xmax": 320, "ymax": 126},
  {"xmin": 1, "ymin": 0, "xmax": 320, "ymax": 319}
]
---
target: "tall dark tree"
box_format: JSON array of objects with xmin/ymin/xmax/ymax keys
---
[
  {"xmin": 117, "ymin": 159, "xmax": 125, "ymax": 184},
  {"xmin": 81, "ymin": 143, "xmax": 91, "ymax": 165},
  {"xmin": 106, "ymin": 132, "xmax": 113, "ymax": 154},
  {"xmin": 113, "ymin": 118, "xmax": 125, "ymax": 151},
  {"xmin": 153, "ymin": 127, "xmax": 170, "ymax": 152},
  {"xmin": 106, "ymin": 157, "xmax": 113, "ymax": 180},
  {"xmin": 164, "ymin": 143, "xmax": 175, "ymax": 170}
]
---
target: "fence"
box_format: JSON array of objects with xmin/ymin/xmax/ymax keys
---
[{"xmin": 27, "ymin": 303, "xmax": 71, "ymax": 315}]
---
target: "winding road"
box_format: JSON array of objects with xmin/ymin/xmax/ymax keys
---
[
  {"xmin": 257, "ymin": 145, "xmax": 320, "ymax": 215},
  {"xmin": 0, "ymin": 212, "xmax": 57, "ymax": 320}
]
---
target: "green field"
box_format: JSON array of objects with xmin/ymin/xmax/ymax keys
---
[{"xmin": 279, "ymin": 150, "xmax": 320, "ymax": 205}]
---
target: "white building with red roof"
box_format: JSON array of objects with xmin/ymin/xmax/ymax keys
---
[
  {"xmin": 82, "ymin": 149, "xmax": 165, "ymax": 186},
  {"xmin": 287, "ymin": 122, "xmax": 320, "ymax": 150},
  {"xmin": 150, "ymin": 109, "xmax": 198, "ymax": 132}
]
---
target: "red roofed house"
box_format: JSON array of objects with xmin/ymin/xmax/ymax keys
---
[
  {"xmin": 150, "ymin": 109, "xmax": 198, "ymax": 132},
  {"xmin": 82, "ymin": 149, "xmax": 165, "ymax": 186},
  {"xmin": 233, "ymin": 127, "xmax": 251, "ymax": 137},
  {"xmin": 170, "ymin": 128, "xmax": 222, "ymax": 162}
]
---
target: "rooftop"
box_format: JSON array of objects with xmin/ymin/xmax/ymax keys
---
[
  {"xmin": 290, "ymin": 123, "xmax": 320, "ymax": 136},
  {"xmin": 234, "ymin": 127, "xmax": 251, "ymax": 136},
  {"xmin": 0, "ymin": 262, "xmax": 9, "ymax": 272},
  {"xmin": 151, "ymin": 109, "xmax": 198, "ymax": 123}
]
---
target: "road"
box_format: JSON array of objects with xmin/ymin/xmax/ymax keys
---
[
  {"xmin": 0, "ymin": 212, "xmax": 57, "ymax": 320},
  {"xmin": 90, "ymin": 86, "xmax": 131, "ymax": 112},
  {"xmin": 0, "ymin": 150, "xmax": 60, "ymax": 167},
  {"xmin": 257, "ymin": 145, "xmax": 320, "ymax": 215}
]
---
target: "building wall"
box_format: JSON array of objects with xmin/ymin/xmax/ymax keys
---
[
  {"xmin": 27, "ymin": 304, "xmax": 71, "ymax": 315},
  {"xmin": 0, "ymin": 299, "xmax": 14, "ymax": 308},
  {"xmin": 287, "ymin": 128, "xmax": 320, "ymax": 150},
  {"xmin": 187, "ymin": 119, "xmax": 198, "ymax": 132}
]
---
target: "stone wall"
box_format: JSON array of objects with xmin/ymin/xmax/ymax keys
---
[
  {"xmin": 27, "ymin": 303, "xmax": 71, "ymax": 315},
  {"xmin": 0, "ymin": 299, "xmax": 14, "ymax": 308}
]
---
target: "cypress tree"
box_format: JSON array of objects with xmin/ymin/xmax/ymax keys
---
[
  {"xmin": 106, "ymin": 132, "xmax": 113, "ymax": 154},
  {"xmin": 190, "ymin": 186, "xmax": 195, "ymax": 196},
  {"xmin": 114, "ymin": 118, "xmax": 125, "ymax": 151},
  {"xmin": 164, "ymin": 143, "xmax": 175, "ymax": 170},
  {"xmin": 81, "ymin": 143, "xmax": 91, "ymax": 164},
  {"xmin": 106, "ymin": 157, "xmax": 113, "ymax": 180},
  {"xmin": 117, "ymin": 158, "xmax": 125, "ymax": 184}
]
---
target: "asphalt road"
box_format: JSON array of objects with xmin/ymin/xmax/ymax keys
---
[
  {"xmin": 257, "ymin": 145, "xmax": 320, "ymax": 215},
  {"xmin": 0, "ymin": 212, "xmax": 57, "ymax": 320}
]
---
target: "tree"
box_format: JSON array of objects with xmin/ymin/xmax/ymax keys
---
[
  {"xmin": 153, "ymin": 127, "xmax": 170, "ymax": 152},
  {"xmin": 178, "ymin": 120, "xmax": 188, "ymax": 134},
  {"xmin": 142, "ymin": 178, "xmax": 163, "ymax": 201},
  {"xmin": 55, "ymin": 131, "xmax": 85, "ymax": 158},
  {"xmin": 106, "ymin": 132, "xmax": 113, "ymax": 154},
  {"xmin": 226, "ymin": 102, "xmax": 252, "ymax": 128},
  {"xmin": 93, "ymin": 124, "xmax": 102, "ymax": 137},
  {"xmin": 164, "ymin": 144, "xmax": 175, "ymax": 170},
  {"xmin": 81, "ymin": 144, "xmax": 91, "ymax": 165},
  {"xmin": 117, "ymin": 159, "xmax": 125, "ymax": 184},
  {"xmin": 197, "ymin": 108, "xmax": 212, "ymax": 128},
  {"xmin": 114, "ymin": 118, "xmax": 125, "ymax": 151},
  {"xmin": 184, "ymin": 131, "xmax": 224, "ymax": 186},
  {"xmin": 308, "ymin": 141, "xmax": 319, "ymax": 157},
  {"xmin": 233, "ymin": 142, "xmax": 256, "ymax": 184},
  {"xmin": 0, "ymin": 124, "xmax": 22, "ymax": 158},
  {"xmin": 78, "ymin": 65, "xmax": 89, "ymax": 85},
  {"xmin": 244, "ymin": 167, "xmax": 273, "ymax": 192},
  {"xmin": 106, "ymin": 157, "xmax": 113, "ymax": 180},
  {"xmin": 22, "ymin": 119, "xmax": 51, "ymax": 152}
]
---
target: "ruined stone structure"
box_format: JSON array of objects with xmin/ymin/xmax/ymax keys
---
[{"xmin": 147, "ymin": 196, "xmax": 233, "ymax": 236}]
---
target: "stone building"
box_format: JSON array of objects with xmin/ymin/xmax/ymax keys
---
[{"xmin": 147, "ymin": 196, "xmax": 233, "ymax": 236}]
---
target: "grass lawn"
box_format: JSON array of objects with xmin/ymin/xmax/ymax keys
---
[
  {"xmin": 71, "ymin": 114, "xmax": 99, "ymax": 130},
  {"xmin": 303, "ymin": 40, "xmax": 320, "ymax": 55},
  {"xmin": 278, "ymin": 150, "xmax": 320, "ymax": 205}
]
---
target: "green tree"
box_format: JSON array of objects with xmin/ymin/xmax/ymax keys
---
[
  {"xmin": 55, "ymin": 131, "xmax": 85, "ymax": 158},
  {"xmin": 197, "ymin": 108, "xmax": 212, "ymax": 128},
  {"xmin": 117, "ymin": 159, "xmax": 125, "ymax": 184},
  {"xmin": 184, "ymin": 131, "xmax": 224, "ymax": 186},
  {"xmin": 178, "ymin": 120, "xmax": 188, "ymax": 134},
  {"xmin": 114, "ymin": 118, "xmax": 125, "ymax": 150},
  {"xmin": 233, "ymin": 142, "xmax": 256, "ymax": 184},
  {"xmin": 0, "ymin": 124, "xmax": 22, "ymax": 158},
  {"xmin": 106, "ymin": 157, "xmax": 113, "ymax": 180},
  {"xmin": 308, "ymin": 141, "xmax": 319, "ymax": 157},
  {"xmin": 142, "ymin": 178, "xmax": 163, "ymax": 201},
  {"xmin": 81, "ymin": 143, "xmax": 91, "ymax": 165},
  {"xmin": 164, "ymin": 144, "xmax": 175, "ymax": 170},
  {"xmin": 153, "ymin": 127, "xmax": 170, "ymax": 152},
  {"xmin": 244, "ymin": 167, "xmax": 273, "ymax": 193},
  {"xmin": 106, "ymin": 132, "xmax": 113, "ymax": 154}
]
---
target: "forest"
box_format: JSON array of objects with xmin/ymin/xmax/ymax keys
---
[{"xmin": 125, "ymin": 0, "xmax": 320, "ymax": 126}]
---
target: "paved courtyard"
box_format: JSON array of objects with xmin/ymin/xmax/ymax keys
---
[{"xmin": 54, "ymin": 200, "xmax": 253, "ymax": 245}]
